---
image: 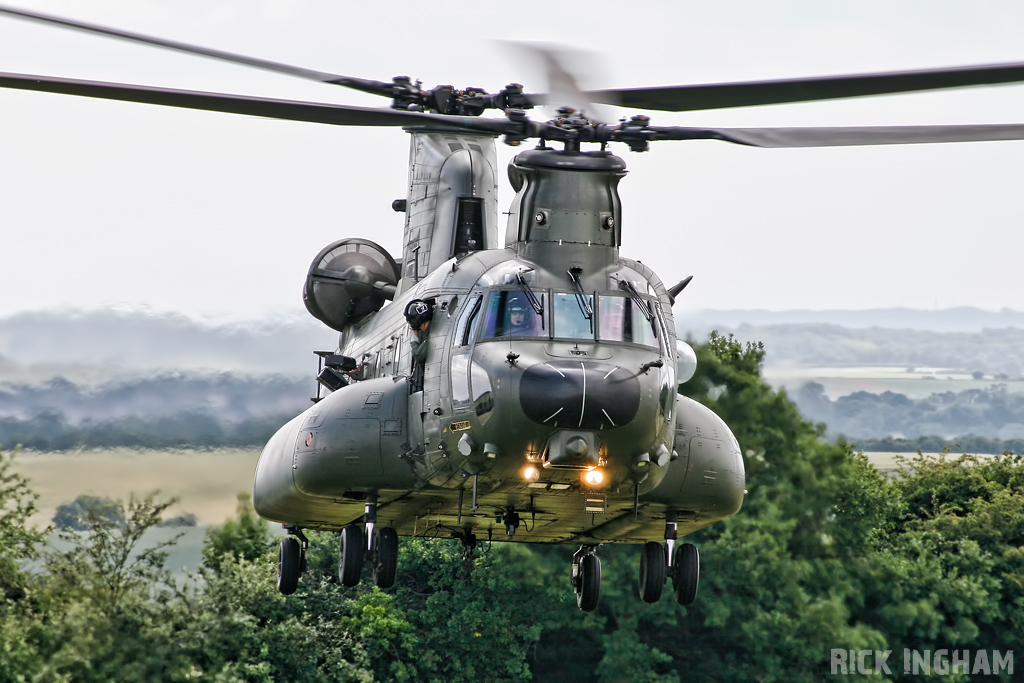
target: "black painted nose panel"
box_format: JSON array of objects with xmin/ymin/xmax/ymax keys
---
[{"xmin": 519, "ymin": 361, "xmax": 641, "ymax": 429}]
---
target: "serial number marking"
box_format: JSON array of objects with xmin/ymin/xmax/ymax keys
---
[{"xmin": 450, "ymin": 420, "xmax": 471, "ymax": 432}]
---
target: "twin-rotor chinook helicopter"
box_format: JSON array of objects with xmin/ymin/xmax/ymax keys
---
[{"xmin": 6, "ymin": 6, "xmax": 1024, "ymax": 612}]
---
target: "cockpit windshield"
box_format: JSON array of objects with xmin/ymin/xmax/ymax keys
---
[
  {"xmin": 552, "ymin": 292, "xmax": 593, "ymax": 340},
  {"xmin": 475, "ymin": 288, "xmax": 660, "ymax": 348},
  {"xmin": 597, "ymin": 295, "xmax": 658, "ymax": 348},
  {"xmin": 479, "ymin": 290, "xmax": 545, "ymax": 338}
]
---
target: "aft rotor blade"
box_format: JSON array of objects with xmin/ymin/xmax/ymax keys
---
[
  {"xmin": 0, "ymin": 4, "xmax": 394, "ymax": 97},
  {"xmin": 0, "ymin": 71, "xmax": 516, "ymax": 132},
  {"xmin": 589, "ymin": 63, "xmax": 1024, "ymax": 112},
  {"xmin": 648, "ymin": 124, "xmax": 1024, "ymax": 147}
]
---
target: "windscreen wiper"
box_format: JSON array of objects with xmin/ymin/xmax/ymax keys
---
[
  {"xmin": 516, "ymin": 269, "xmax": 545, "ymax": 330},
  {"xmin": 567, "ymin": 267, "xmax": 594, "ymax": 320},
  {"xmin": 618, "ymin": 279, "xmax": 656, "ymax": 329}
]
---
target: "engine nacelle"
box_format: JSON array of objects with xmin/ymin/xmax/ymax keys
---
[{"xmin": 303, "ymin": 238, "xmax": 399, "ymax": 331}]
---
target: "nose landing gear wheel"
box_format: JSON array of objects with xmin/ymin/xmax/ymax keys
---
[
  {"xmin": 575, "ymin": 553, "xmax": 602, "ymax": 612},
  {"xmin": 638, "ymin": 541, "xmax": 666, "ymax": 603},
  {"xmin": 672, "ymin": 543, "xmax": 699, "ymax": 606},
  {"xmin": 277, "ymin": 537, "xmax": 301, "ymax": 595},
  {"xmin": 373, "ymin": 527, "xmax": 399, "ymax": 589},
  {"xmin": 339, "ymin": 525, "xmax": 364, "ymax": 587}
]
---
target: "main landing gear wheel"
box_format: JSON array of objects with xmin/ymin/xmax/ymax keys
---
[
  {"xmin": 373, "ymin": 527, "xmax": 399, "ymax": 589},
  {"xmin": 338, "ymin": 525, "xmax": 364, "ymax": 587},
  {"xmin": 638, "ymin": 541, "xmax": 666, "ymax": 603},
  {"xmin": 672, "ymin": 543, "xmax": 700, "ymax": 606},
  {"xmin": 575, "ymin": 553, "xmax": 602, "ymax": 612},
  {"xmin": 277, "ymin": 537, "xmax": 301, "ymax": 595}
]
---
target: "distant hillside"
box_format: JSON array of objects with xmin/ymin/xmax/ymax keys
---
[
  {"xmin": 683, "ymin": 306, "xmax": 1024, "ymax": 333},
  {"xmin": 792, "ymin": 381, "xmax": 1024, "ymax": 441},
  {"xmin": 4, "ymin": 306, "xmax": 1022, "ymax": 380},
  {"xmin": 0, "ymin": 373, "xmax": 311, "ymax": 424},
  {"xmin": 6, "ymin": 306, "xmax": 1024, "ymax": 380},
  {"xmin": 3, "ymin": 307, "xmax": 1023, "ymax": 449},
  {"xmin": 0, "ymin": 373, "xmax": 311, "ymax": 451},
  {"xmin": 0, "ymin": 309, "xmax": 337, "ymax": 380},
  {"xmin": 691, "ymin": 324, "xmax": 1024, "ymax": 377}
]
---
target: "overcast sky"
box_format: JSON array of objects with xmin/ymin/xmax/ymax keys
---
[{"xmin": 2, "ymin": 0, "xmax": 1024, "ymax": 323}]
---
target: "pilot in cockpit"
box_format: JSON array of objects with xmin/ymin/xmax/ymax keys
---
[{"xmin": 507, "ymin": 299, "xmax": 535, "ymax": 336}]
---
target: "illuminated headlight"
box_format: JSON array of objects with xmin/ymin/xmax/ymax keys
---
[
  {"xmin": 583, "ymin": 468, "xmax": 604, "ymax": 486},
  {"xmin": 522, "ymin": 466, "xmax": 541, "ymax": 482}
]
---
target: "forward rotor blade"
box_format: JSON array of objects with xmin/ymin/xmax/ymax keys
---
[
  {"xmin": 0, "ymin": 4, "xmax": 394, "ymax": 96},
  {"xmin": 590, "ymin": 63, "xmax": 1024, "ymax": 112},
  {"xmin": 648, "ymin": 124, "xmax": 1024, "ymax": 147},
  {"xmin": 0, "ymin": 71, "xmax": 515, "ymax": 133}
]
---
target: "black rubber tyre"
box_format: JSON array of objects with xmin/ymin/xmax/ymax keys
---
[
  {"xmin": 373, "ymin": 527, "xmax": 399, "ymax": 589},
  {"xmin": 338, "ymin": 525, "xmax": 365, "ymax": 587},
  {"xmin": 673, "ymin": 543, "xmax": 700, "ymax": 606},
  {"xmin": 638, "ymin": 541, "xmax": 666, "ymax": 603},
  {"xmin": 576, "ymin": 553, "xmax": 602, "ymax": 612},
  {"xmin": 277, "ymin": 537, "xmax": 301, "ymax": 595}
]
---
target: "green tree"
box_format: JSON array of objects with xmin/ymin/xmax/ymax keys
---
[
  {"xmin": 202, "ymin": 492, "xmax": 275, "ymax": 569},
  {"xmin": 0, "ymin": 447, "xmax": 45, "ymax": 599},
  {"xmin": 553, "ymin": 333, "xmax": 895, "ymax": 682},
  {"xmin": 53, "ymin": 493, "xmax": 126, "ymax": 531},
  {"xmin": 25, "ymin": 495, "xmax": 185, "ymax": 682},
  {"xmin": 884, "ymin": 452, "xmax": 1024, "ymax": 663},
  {"xmin": 0, "ymin": 447, "xmax": 50, "ymax": 682}
]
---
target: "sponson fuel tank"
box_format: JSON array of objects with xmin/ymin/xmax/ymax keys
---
[
  {"xmin": 253, "ymin": 376, "xmax": 417, "ymax": 525},
  {"xmin": 641, "ymin": 394, "xmax": 745, "ymax": 523}
]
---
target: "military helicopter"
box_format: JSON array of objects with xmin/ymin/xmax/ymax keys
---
[{"xmin": 4, "ymin": 5, "xmax": 1024, "ymax": 613}]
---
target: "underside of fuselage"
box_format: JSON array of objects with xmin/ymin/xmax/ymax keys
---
[
  {"xmin": 253, "ymin": 371, "xmax": 744, "ymax": 545},
  {"xmin": 255, "ymin": 484, "xmax": 723, "ymax": 546}
]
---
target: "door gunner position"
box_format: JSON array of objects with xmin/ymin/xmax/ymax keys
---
[{"xmin": 405, "ymin": 299, "xmax": 433, "ymax": 392}]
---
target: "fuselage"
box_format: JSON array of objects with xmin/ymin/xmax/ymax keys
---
[{"xmin": 254, "ymin": 141, "xmax": 744, "ymax": 545}]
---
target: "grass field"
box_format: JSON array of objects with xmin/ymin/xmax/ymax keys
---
[{"xmin": 13, "ymin": 448, "xmax": 262, "ymax": 528}]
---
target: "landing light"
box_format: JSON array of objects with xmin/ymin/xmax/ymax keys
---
[
  {"xmin": 583, "ymin": 469, "xmax": 604, "ymax": 486},
  {"xmin": 522, "ymin": 466, "xmax": 541, "ymax": 482},
  {"xmin": 632, "ymin": 452, "xmax": 651, "ymax": 471}
]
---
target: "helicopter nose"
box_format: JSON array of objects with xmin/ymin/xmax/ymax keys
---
[{"xmin": 519, "ymin": 361, "xmax": 641, "ymax": 430}]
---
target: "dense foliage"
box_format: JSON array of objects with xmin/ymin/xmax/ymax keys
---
[{"xmin": 1, "ymin": 333, "xmax": 1022, "ymax": 680}]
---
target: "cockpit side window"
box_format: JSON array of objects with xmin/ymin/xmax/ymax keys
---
[
  {"xmin": 453, "ymin": 295, "xmax": 482, "ymax": 348},
  {"xmin": 479, "ymin": 290, "xmax": 546, "ymax": 339},
  {"xmin": 553, "ymin": 292, "xmax": 594, "ymax": 340},
  {"xmin": 597, "ymin": 295, "xmax": 658, "ymax": 348}
]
